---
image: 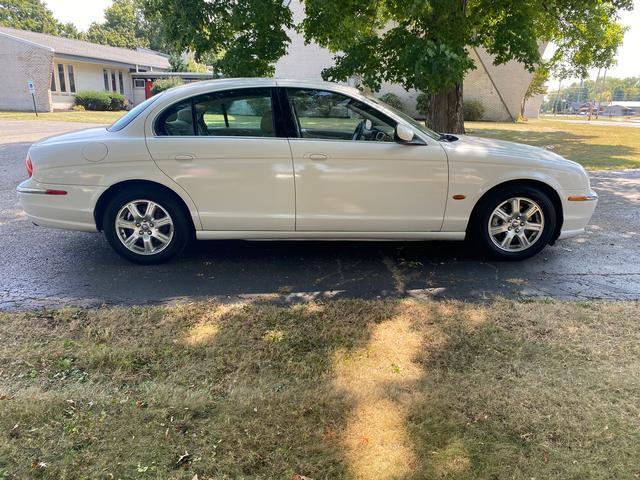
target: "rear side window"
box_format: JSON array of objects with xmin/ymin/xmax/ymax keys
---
[
  {"xmin": 155, "ymin": 100, "xmax": 195, "ymax": 136},
  {"xmin": 108, "ymin": 94, "xmax": 162, "ymax": 132},
  {"xmin": 154, "ymin": 88, "xmax": 275, "ymax": 137}
]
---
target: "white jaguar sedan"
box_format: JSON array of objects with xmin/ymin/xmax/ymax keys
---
[{"xmin": 18, "ymin": 78, "xmax": 598, "ymax": 264}]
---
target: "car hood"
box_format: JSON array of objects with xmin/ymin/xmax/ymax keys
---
[
  {"xmin": 441, "ymin": 134, "xmax": 578, "ymax": 168},
  {"xmin": 32, "ymin": 127, "xmax": 109, "ymax": 147}
]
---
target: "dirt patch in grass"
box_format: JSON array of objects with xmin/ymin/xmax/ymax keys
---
[
  {"xmin": 466, "ymin": 118, "xmax": 640, "ymax": 170},
  {"xmin": 0, "ymin": 300, "xmax": 639, "ymax": 479}
]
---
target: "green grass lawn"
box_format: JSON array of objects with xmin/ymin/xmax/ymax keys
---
[
  {"xmin": 466, "ymin": 118, "xmax": 640, "ymax": 170},
  {"xmin": 0, "ymin": 110, "xmax": 124, "ymax": 124},
  {"xmin": 1, "ymin": 299, "xmax": 639, "ymax": 479}
]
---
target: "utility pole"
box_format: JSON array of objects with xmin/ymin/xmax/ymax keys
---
[
  {"xmin": 596, "ymin": 69, "xmax": 607, "ymax": 120},
  {"xmin": 588, "ymin": 69, "xmax": 601, "ymax": 121}
]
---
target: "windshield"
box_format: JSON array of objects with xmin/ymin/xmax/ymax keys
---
[
  {"xmin": 364, "ymin": 93, "xmax": 441, "ymax": 141},
  {"xmin": 107, "ymin": 93, "xmax": 163, "ymax": 132}
]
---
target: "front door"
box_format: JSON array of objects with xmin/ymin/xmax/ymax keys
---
[
  {"xmin": 145, "ymin": 87, "xmax": 295, "ymax": 231},
  {"xmin": 285, "ymin": 88, "xmax": 448, "ymax": 232}
]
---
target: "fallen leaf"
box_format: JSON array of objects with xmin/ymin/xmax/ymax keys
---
[{"xmin": 176, "ymin": 451, "xmax": 191, "ymax": 466}]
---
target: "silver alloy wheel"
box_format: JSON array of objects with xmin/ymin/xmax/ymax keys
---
[
  {"xmin": 115, "ymin": 199, "xmax": 174, "ymax": 255},
  {"xmin": 488, "ymin": 197, "xmax": 545, "ymax": 252}
]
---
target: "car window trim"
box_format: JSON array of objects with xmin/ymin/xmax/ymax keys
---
[
  {"xmin": 283, "ymin": 87, "xmax": 406, "ymax": 143},
  {"xmin": 152, "ymin": 87, "xmax": 282, "ymax": 138}
]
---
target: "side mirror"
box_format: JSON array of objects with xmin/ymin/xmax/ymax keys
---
[{"xmin": 395, "ymin": 124, "xmax": 415, "ymax": 143}]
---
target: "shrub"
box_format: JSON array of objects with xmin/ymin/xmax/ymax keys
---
[
  {"xmin": 463, "ymin": 99, "xmax": 485, "ymax": 121},
  {"xmin": 416, "ymin": 92, "xmax": 429, "ymax": 117},
  {"xmin": 416, "ymin": 94, "xmax": 486, "ymax": 121},
  {"xmin": 378, "ymin": 92, "xmax": 404, "ymax": 111},
  {"xmin": 75, "ymin": 91, "xmax": 125, "ymax": 111},
  {"xmin": 151, "ymin": 77, "xmax": 184, "ymax": 95}
]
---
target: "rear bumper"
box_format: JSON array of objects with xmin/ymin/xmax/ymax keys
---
[{"xmin": 17, "ymin": 179, "xmax": 105, "ymax": 232}]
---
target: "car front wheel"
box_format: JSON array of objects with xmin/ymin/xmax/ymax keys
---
[
  {"xmin": 103, "ymin": 188, "xmax": 190, "ymax": 264},
  {"xmin": 471, "ymin": 185, "xmax": 557, "ymax": 260}
]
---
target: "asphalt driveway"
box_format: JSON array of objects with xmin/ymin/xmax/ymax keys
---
[{"xmin": 1, "ymin": 120, "xmax": 639, "ymax": 310}]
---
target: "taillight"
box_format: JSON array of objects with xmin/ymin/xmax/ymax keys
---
[{"xmin": 26, "ymin": 154, "xmax": 33, "ymax": 178}]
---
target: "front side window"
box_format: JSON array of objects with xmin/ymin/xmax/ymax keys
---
[
  {"xmin": 155, "ymin": 88, "xmax": 275, "ymax": 137},
  {"xmin": 67, "ymin": 65, "xmax": 76, "ymax": 93},
  {"xmin": 287, "ymin": 88, "xmax": 396, "ymax": 142},
  {"xmin": 57, "ymin": 64, "xmax": 66, "ymax": 93}
]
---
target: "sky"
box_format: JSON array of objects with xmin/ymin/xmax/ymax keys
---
[{"xmin": 45, "ymin": 0, "xmax": 639, "ymax": 82}]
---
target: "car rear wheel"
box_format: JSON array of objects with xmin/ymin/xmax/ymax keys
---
[
  {"xmin": 470, "ymin": 185, "xmax": 557, "ymax": 260},
  {"xmin": 103, "ymin": 188, "xmax": 189, "ymax": 264}
]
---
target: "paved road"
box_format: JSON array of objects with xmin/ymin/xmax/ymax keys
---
[{"xmin": 1, "ymin": 120, "xmax": 639, "ymax": 310}]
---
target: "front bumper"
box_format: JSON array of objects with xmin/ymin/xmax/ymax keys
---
[
  {"xmin": 17, "ymin": 178, "xmax": 105, "ymax": 232},
  {"xmin": 558, "ymin": 190, "xmax": 598, "ymax": 239}
]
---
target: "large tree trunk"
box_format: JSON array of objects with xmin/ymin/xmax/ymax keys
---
[{"xmin": 425, "ymin": 82, "xmax": 465, "ymax": 134}]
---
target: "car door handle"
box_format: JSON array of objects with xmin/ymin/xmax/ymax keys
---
[
  {"xmin": 308, "ymin": 153, "xmax": 328, "ymax": 161},
  {"xmin": 175, "ymin": 154, "xmax": 195, "ymax": 161}
]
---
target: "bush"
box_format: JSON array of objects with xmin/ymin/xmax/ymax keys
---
[
  {"xmin": 416, "ymin": 92, "xmax": 429, "ymax": 117},
  {"xmin": 150, "ymin": 77, "xmax": 184, "ymax": 95},
  {"xmin": 75, "ymin": 91, "xmax": 125, "ymax": 111},
  {"xmin": 416, "ymin": 94, "xmax": 486, "ymax": 122},
  {"xmin": 463, "ymin": 99, "xmax": 485, "ymax": 121},
  {"xmin": 378, "ymin": 92, "xmax": 404, "ymax": 111}
]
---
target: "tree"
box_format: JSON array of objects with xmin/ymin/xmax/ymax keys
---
[
  {"xmin": 143, "ymin": 0, "xmax": 293, "ymax": 76},
  {"xmin": 0, "ymin": 0, "xmax": 79, "ymax": 37},
  {"xmin": 85, "ymin": 0, "xmax": 150, "ymax": 49},
  {"xmin": 302, "ymin": 0, "xmax": 631, "ymax": 133},
  {"xmin": 520, "ymin": 67, "xmax": 549, "ymax": 119}
]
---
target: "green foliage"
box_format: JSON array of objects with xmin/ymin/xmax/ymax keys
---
[
  {"xmin": 463, "ymin": 99, "xmax": 485, "ymax": 121},
  {"xmin": 415, "ymin": 92, "xmax": 429, "ymax": 118},
  {"xmin": 542, "ymin": 76, "xmax": 640, "ymax": 111},
  {"xmin": 525, "ymin": 67, "xmax": 550, "ymax": 101},
  {"xmin": 168, "ymin": 54, "xmax": 187, "ymax": 72},
  {"xmin": 0, "ymin": 0, "xmax": 80, "ymax": 37},
  {"xmin": 75, "ymin": 91, "xmax": 125, "ymax": 111},
  {"xmin": 150, "ymin": 77, "xmax": 184, "ymax": 95},
  {"xmin": 85, "ymin": 0, "xmax": 150, "ymax": 49},
  {"xmin": 143, "ymin": 0, "xmax": 293, "ymax": 76},
  {"xmin": 378, "ymin": 92, "xmax": 404, "ymax": 111},
  {"xmin": 301, "ymin": 0, "xmax": 632, "ymax": 96}
]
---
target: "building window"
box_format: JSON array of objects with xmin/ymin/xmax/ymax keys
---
[
  {"xmin": 134, "ymin": 79, "xmax": 145, "ymax": 88},
  {"xmin": 111, "ymin": 71, "xmax": 117, "ymax": 92},
  {"xmin": 118, "ymin": 71, "xmax": 124, "ymax": 94},
  {"xmin": 57, "ymin": 64, "xmax": 67, "ymax": 92},
  {"xmin": 50, "ymin": 70, "xmax": 56, "ymax": 92},
  {"xmin": 103, "ymin": 69, "xmax": 109, "ymax": 91},
  {"xmin": 67, "ymin": 65, "xmax": 76, "ymax": 93}
]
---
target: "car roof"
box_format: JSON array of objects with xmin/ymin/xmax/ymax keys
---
[{"xmin": 157, "ymin": 77, "xmax": 362, "ymax": 102}]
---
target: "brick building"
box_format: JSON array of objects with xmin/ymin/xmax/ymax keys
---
[{"xmin": 0, "ymin": 27, "xmax": 170, "ymax": 112}]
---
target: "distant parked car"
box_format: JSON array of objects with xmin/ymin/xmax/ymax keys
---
[{"xmin": 18, "ymin": 79, "xmax": 597, "ymax": 264}]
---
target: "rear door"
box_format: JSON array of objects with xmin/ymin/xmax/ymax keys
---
[{"xmin": 145, "ymin": 87, "xmax": 295, "ymax": 231}]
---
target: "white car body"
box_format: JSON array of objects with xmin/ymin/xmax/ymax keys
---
[{"xmin": 17, "ymin": 78, "xmax": 597, "ymax": 258}]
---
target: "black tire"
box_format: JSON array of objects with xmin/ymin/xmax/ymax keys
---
[
  {"xmin": 469, "ymin": 185, "xmax": 557, "ymax": 261},
  {"xmin": 103, "ymin": 187, "xmax": 190, "ymax": 264}
]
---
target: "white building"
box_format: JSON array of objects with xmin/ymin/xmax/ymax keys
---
[
  {"xmin": 0, "ymin": 26, "xmax": 170, "ymax": 112},
  {"xmin": 601, "ymin": 101, "xmax": 640, "ymax": 116},
  {"xmin": 275, "ymin": 1, "xmax": 545, "ymax": 121}
]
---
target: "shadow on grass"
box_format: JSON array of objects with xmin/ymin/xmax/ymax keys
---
[
  {"xmin": 466, "ymin": 128, "xmax": 640, "ymax": 169},
  {"xmin": 1, "ymin": 301, "xmax": 639, "ymax": 479}
]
